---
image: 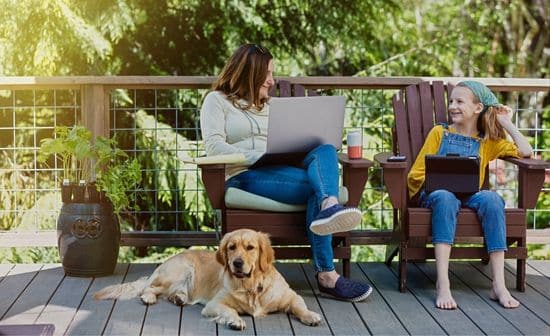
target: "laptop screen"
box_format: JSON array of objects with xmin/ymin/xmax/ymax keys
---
[
  {"xmin": 266, "ymin": 96, "xmax": 346, "ymax": 153},
  {"xmin": 424, "ymin": 155, "xmax": 480, "ymax": 195}
]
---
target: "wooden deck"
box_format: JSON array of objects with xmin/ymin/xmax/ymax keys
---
[{"xmin": 0, "ymin": 261, "xmax": 549, "ymax": 336}]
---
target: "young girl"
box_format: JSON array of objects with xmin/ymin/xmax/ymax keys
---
[
  {"xmin": 200, "ymin": 44, "xmax": 372, "ymax": 302},
  {"xmin": 407, "ymin": 81, "xmax": 532, "ymax": 310}
]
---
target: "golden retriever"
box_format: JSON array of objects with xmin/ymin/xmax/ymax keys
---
[{"xmin": 93, "ymin": 229, "xmax": 322, "ymax": 330}]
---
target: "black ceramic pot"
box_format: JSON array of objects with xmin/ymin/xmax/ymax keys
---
[{"xmin": 57, "ymin": 184, "xmax": 120, "ymax": 277}]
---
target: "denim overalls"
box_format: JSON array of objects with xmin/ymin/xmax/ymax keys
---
[{"xmin": 419, "ymin": 124, "xmax": 507, "ymax": 253}]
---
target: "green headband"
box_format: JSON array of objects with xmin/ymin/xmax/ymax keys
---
[{"xmin": 458, "ymin": 81, "xmax": 499, "ymax": 111}]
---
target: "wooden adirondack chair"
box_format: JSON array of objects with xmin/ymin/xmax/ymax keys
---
[
  {"xmin": 375, "ymin": 81, "xmax": 549, "ymax": 292},
  {"xmin": 198, "ymin": 80, "xmax": 373, "ymax": 277}
]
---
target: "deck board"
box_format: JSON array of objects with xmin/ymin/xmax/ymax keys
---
[
  {"xmin": 528, "ymin": 260, "xmax": 550, "ymax": 278},
  {"xmin": 35, "ymin": 270, "xmax": 93, "ymax": 335},
  {"xmin": 416, "ymin": 262, "xmax": 520, "ymax": 335},
  {"xmin": 515, "ymin": 262, "xmax": 550, "ymax": 300},
  {"xmin": 450, "ymin": 262, "xmax": 549, "ymax": 335},
  {"xmin": 0, "ymin": 261, "xmax": 549, "ymax": 335},
  {"xmin": 0, "ymin": 264, "xmax": 42, "ymax": 320},
  {"xmin": 363, "ymin": 262, "xmax": 445, "ymax": 335},
  {"xmin": 475, "ymin": 261, "xmax": 550, "ymax": 325},
  {"xmin": 102, "ymin": 263, "xmax": 157, "ymax": 335},
  {"xmin": 65, "ymin": 263, "xmax": 129, "ymax": 336},
  {"xmin": 355, "ymin": 263, "xmax": 408, "ymax": 335},
  {"xmin": 404, "ymin": 263, "xmax": 484, "ymax": 335},
  {"xmin": 180, "ymin": 304, "xmax": 216, "ymax": 336},
  {"xmin": 277, "ymin": 263, "xmax": 331, "ymax": 336},
  {"xmin": 0, "ymin": 264, "xmax": 13, "ymax": 282},
  {"xmin": 0, "ymin": 264, "xmax": 63, "ymax": 325},
  {"xmin": 303, "ymin": 263, "xmax": 369, "ymax": 335}
]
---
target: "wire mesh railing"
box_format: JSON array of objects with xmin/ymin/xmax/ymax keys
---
[{"xmin": 0, "ymin": 77, "xmax": 547, "ymax": 247}]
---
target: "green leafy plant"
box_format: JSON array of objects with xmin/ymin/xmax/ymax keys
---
[{"xmin": 38, "ymin": 125, "xmax": 142, "ymax": 215}]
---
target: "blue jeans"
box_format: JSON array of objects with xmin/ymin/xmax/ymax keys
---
[
  {"xmin": 225, "ymin": 144, "xmax": 339, "ymax": 272},
  {"xmin": 419, "ymin": 189, "xmax": 507, "ymax": 253}
]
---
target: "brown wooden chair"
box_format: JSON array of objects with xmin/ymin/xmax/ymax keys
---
[
  {"xmin": 198, "ymin": 80, "xmax": 373, "ymax": 277},
  {"xmin": 375, "ymin": 81, "xmax": 549, "ymax": 292}
]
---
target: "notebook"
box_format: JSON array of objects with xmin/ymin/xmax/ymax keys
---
[
  {"xmin": 424, "ymin": 154, "xmax": 480, "ymax": 196},
  {"xmin": 250, "ymin": 96, "xmax": 346, "ymax": 168}
]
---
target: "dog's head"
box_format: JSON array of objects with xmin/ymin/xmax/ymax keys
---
[{"xmin": 216, "ymin": 229, "xmax": 275, "ymax": 279}]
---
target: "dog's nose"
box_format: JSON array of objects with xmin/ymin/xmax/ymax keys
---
[{"xmin": 233, "ymin": 258, "xmax": 244, "ymax": 269}]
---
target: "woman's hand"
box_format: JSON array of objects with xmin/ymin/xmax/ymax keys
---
[{"xmin": 494, "ymin": 105, "xmax": 513, "ymax": 127}]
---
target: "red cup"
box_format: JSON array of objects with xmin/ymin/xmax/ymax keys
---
[{"xmin": 347, "ymin": 131, "xmax": 362, "ymax": 159}]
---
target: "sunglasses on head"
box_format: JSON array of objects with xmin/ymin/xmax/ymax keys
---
[{"xmin": 252, "ymin": 44, "xmax": 266, "ymax": 54}]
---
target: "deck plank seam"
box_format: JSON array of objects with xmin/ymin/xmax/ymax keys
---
[
  {"xmin": 0, "ymin": 265, "xmax": 42, "ymax": 321},
  {"xmin": 413, "ymin": 262, "xmax": 486, "ymax": 335},
  {"xmin": 100, "ymin": 263, "xmax": 131, "ymax": 336},
  {"xmin": 298, "ymin": 263, "xmax": 336, "ymax": 336}
]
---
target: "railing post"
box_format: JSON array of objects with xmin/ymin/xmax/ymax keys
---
[{"xmin": 81, "ymin": 84, "xmax": 109, "ymax": 138}]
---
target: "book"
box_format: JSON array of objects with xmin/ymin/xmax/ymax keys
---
[{"xmin": 177, "ymin": 152, "xmax": 247, "ymax": 165}]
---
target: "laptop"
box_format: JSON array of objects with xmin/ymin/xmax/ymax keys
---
[
  {"xmin": 424, "ymin": 154, "xmax": 480, "ymax": 196},
  {"xmin": 251, "ymin": 96, "xmax": 346, "ymax": 168}
]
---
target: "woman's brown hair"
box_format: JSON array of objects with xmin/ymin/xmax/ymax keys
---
[
  {"xmin": 212, "ymin": 44, "xmax": 273, "ymax": 111},
  {"xmin": 456, "ymin": 82, "xmax": 507, "ymax": 141}
]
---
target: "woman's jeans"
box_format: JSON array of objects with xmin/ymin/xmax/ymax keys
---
[
  {"xmin": 419, "ymin": 189, "xmax": 507, "ymax": 253},
  {"xmin": 225, "ymin": 144, "xmax": 339, "ymax": 272}
]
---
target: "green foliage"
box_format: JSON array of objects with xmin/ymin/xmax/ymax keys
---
[
  {"xmin": 0, "ymin": 0, "xmax": 548, "ymax": 262},
  {"xmin": 38, "ymin": 125, "xmax": 142, "ymax": 215}
]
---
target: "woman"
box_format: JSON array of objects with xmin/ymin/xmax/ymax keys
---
[{"xmin": 200, "ymin": 44, "xmax": 372, "ymax": 302}]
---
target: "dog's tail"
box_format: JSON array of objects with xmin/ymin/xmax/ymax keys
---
[{"xmin": 93, "ymin": 277, "xmax": 149, "ymax": 300}]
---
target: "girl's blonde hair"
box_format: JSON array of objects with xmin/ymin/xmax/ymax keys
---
[
  {"xmin": 456, "ymin": 82, "xmax": 507, "ymax": 141},
  {"xmin": 212, "ymin": 44, "xmax": 273, "ymax": 111}
]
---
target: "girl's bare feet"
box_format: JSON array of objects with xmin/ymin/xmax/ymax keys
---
[
  {"xmin": 490, "ymin": 287, "xmax": 520, "ymax": 308},
  {"xmin": 436, "ymin": 281, "xmax": 457, "ymax": 310}
]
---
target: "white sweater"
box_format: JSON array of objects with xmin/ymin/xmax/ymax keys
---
[{"xmin": 200, "ymin": 91, "xmax": 268, "ymax": 179}]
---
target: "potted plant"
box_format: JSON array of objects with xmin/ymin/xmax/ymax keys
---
[{"xmin": 38, "ymin": 125, "xmax": 141, "ymax": 277}]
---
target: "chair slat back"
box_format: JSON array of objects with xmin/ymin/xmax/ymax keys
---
[
  {"xmin": 392, "ymin": 81, "xmax": 454, "ymax": 169},
  {"xmin": 269, "ymin": 80, "xmax": 317, "ymax": 98}
]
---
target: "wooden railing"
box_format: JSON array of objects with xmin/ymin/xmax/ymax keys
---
[{"xmin": 0, "ymin": 76, "xmax": 548, "ymax": 247}]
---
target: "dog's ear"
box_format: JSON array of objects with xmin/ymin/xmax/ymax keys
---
[
  {"xmin": 258, "ymin": 232, "xmax": 274, "ymax": 272},
  {"xmin": 216, "ymin": 234, "xmax": 228, "ymax": 266}
]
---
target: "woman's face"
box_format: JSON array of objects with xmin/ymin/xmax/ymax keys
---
[
  {"xmin": 448, "ymin": 86, "xmax": 483, "ymax": 125},
  {"xmin": 259, "ymin": 59, "xmax": 274, "ymax": 100}
]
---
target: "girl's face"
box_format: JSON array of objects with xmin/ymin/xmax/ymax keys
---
[
  {"xmin": 259, "ymin": 59, "xmax": 274, "ymax": 100},
  {"xmin": 448, "ymin": 86, "xmax": 483, "ymax": 125}
]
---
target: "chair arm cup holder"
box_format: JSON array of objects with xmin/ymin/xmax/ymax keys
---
[
  {"xmin": 337, "ymin": 153, "xmax": 373, "ymax": 206},
  {"xmin": 502, "ymin": 157, "xmax": 549, "ymax": 209},
  {"xmin": 374, "ymin": 152, "xmax": 408, "ymax": 209}
]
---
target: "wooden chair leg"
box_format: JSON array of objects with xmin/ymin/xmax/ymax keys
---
[
  {"xmin": 399, "ymin": 258, "xmax": 407, "ymax": 292},
  {"xmin": 398, "ymin": 244, "xmax": 407, "ymax": 292},
  {"xmin": 516, "ymin": 236, "xmax": 526, "ymax": 292},
  {"xmin": 385, "ymin": 244, "xmax": 398, "ymax": 266},
  {"xmin": 343, "ymin": 258, "xmax": 350, "ymax": 278},
  {"xmin": 517, "ymin": 258, "xmax": 526, "ymax": 292}
]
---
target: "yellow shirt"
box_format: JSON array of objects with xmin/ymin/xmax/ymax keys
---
[{"xmin": 407, "ymin": 125, "xmax": 520, "ymax": 198}]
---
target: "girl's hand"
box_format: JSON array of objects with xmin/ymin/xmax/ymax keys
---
[{"xmin": 494, "ymin": 105, "xmax": 513, "ymax": 127}]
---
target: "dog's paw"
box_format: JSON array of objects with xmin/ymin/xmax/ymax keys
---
[
  {"xmin": 140, "ymin": 293, "xmax": 157, "ymax": 305},
  {"xmin": 169, "ymin": 293, "xmax": 188, "ymax": 306},
  {"xmin": 227, "ymin": 318, "xmax": 246, "ymax": 331},
  {"xmin": 299, "ymin": 311, "xmax": 322, "ymax": 326}
]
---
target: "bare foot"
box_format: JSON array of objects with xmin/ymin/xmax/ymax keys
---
[
  {"xmin": 490, "ymin": 287, "xmax": 520, "ymax": 309},
  {"xmin": 435, "ymin": 282, "xmax": 457, "ymax": 310}
]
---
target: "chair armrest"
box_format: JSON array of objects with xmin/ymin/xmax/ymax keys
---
[
  {"xmin": 373, "ymin": 152, "xmax": 408, "ymax": 209},
  {"xmin": 197, "ymin": 163, "xmax": 226, "ymax": 209},
  {"xmin": 502, "ymin": 157, "xmax": 550, "ymax": 209},
  {"xmin": 338, "ymin": 153, "xmax": 373, "ymax": 206}
]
